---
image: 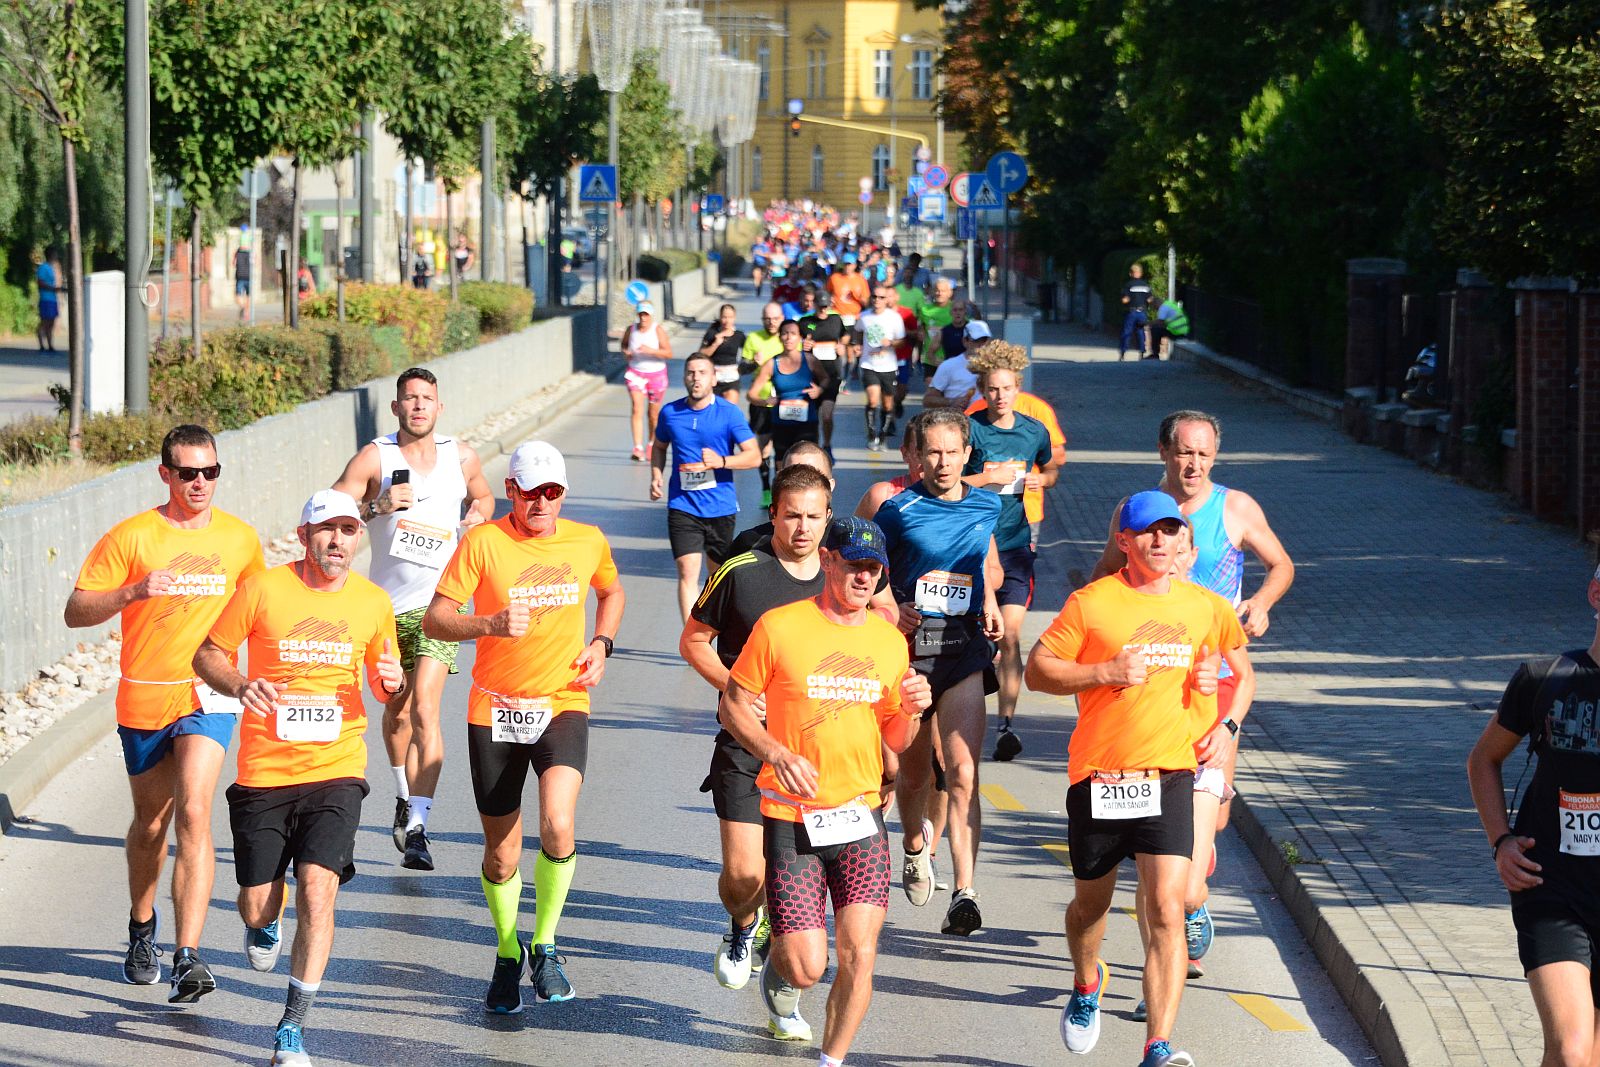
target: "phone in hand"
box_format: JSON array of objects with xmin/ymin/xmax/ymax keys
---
[{"xmin": 391, "ymin": 469, "xmax": 410, "ymax": 510}]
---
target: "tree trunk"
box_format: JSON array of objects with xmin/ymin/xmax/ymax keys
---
[
  {"xmin": 333, "ymin": 156, "xmax": 346, "ymax": 322},
  {"xmin": 446, "ymin": 185, "xmax": 458, "ymax": 302},
  {"xmin": 190, "ymin": 206, "xmax": 203, "ymax": 360},
  {"xmin": 288, "ymin": 159, "xmax": 302, "ymax": 328},
  {"xmin": 62, "ymin": 135, "xmax": 84, "ymax": 456}
]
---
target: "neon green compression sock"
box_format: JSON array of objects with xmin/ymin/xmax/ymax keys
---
[
  {"xmin": 532, "ymin": 848, "xmax": 576, "ymax": 947},
  {"xmin": 481, "ymin": 869, "xmax": 523, "ymax": 960}
]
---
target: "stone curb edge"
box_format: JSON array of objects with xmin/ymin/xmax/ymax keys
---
[
  {"xmin": 1231, "ymin": 784, "xmax": 1441, "ymax": 1067},
  {"xmin": 1170, "ymin": 338, "xmax": 1342, "ymax": 424}
]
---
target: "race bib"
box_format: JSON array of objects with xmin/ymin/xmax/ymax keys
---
[
  {"xmin": 985, "ymin": 461, "xmax": 1027, "ymax": 496},
  {"xmin": 679, "ymin": 465, "xmax": 715, "ymax": 491},
  {"xmin": 1560, "ymin": 790, "xmax": 1600, "ymax": 855},
  {"xmin": 1090, "ymin": 770, "xmax": 1161, "ymax": 820},
  {"xmin": 391, "ymin": 518, "xmax": 455, "ymax": 568},
  {"xmin": 915, "ymin": 571, "xmax": 973, "ymax": 615},
  {"xmin": 275, "ymin": 693, "xmax": 342, "ymax": 743},
  {"xmin": 803, "ymin": 798, "xmax": 876, "ymax": 847},
  {"xmin": 491, "ymin": 696, "xmax": 554, "ymax": 745},
  {"xmin": 715, "ymin": 364, "xmax": 740, "ymax": 384},
  {"xmin": 812, "ymin": 342, "xmax": 837, "ymax": 361},
  {"xmin": 777, "ymin": 398, "xmax": 809, "ymax": 422},
  {"xmin": 196, "ymin": 682, "xmax": 242, "ymax": 717}
]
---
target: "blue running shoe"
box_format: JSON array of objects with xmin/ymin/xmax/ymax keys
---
[
  {"xmin": 1185, "ymin": 904, "xmax": 1213, "ymax": 960},
  {"xmin": 245, "ymin": 917, "xmax": 283, "ymax": 972},
  {"xmin": 1060, "ymin": 958, "xmax": 1107, "ymax": 1054},
  {"xmin": 1139, "ymin": 1040, "xmax": 1195, "ymax": 1067},
  {"xmin": 530, "ymin": 943, "xmax": 574, "ymax": 1002},
  {"xmin": 272, "ymin": 1021, "xmax": 311, "ymax": 1067}
]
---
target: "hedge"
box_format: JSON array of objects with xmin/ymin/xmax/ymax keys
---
[
  {"xmin": 458, "ymin": 281, "xmax": 534, "ymax": 337},
  {"xmin": 301, "ymin": 283, "xmax": 450, "ymax": 360},
  {"xmin": 637, "ymin": 248, "xmax": 706, "ymax": 282}
]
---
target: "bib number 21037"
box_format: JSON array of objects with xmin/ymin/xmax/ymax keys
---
[{"xmin": 492, "ymin": 696, "xmax": 553, "ymax": 745}]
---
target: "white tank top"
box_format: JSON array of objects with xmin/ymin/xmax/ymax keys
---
[
  {"xmin": 625, "ymin": 323, "xmax": 667, "ymax": 374},
  {"xmin": 367, "ymin": 433, "xmax": 469, "ymax": 613}
]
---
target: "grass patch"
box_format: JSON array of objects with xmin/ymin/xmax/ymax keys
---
[{"xmin": 0, "ymin": 455, "xmax": 117, "ymax": 508}]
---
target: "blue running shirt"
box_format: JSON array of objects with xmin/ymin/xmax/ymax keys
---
[
  {"xmin": 965, "ymin": 411, "xmax": 1053, "ymax": 552},
  {"xmin": 656, "ymin": 397, "xmax": 755, "ymax": 518},
  {"xmin": 874, "ymin": 483, "xmax": 1001, "ymax": 617}
]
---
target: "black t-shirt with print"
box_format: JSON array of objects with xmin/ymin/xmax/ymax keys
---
[
  {"xmin": 692, "ymin": 548, "xmax": 821, "ymax": 669},
  {"xmin": 700, "ymin": 325, "xmax": 746, "ymax": 369}
]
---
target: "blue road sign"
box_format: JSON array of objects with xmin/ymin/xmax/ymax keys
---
[
  {"xmin": 969, "ymin": 177, "xmax": 1003, "ymax": 210},
  {"xmin": 858, "ymin": 190, "xmax": 873, "ymax": 205},
  {"xmin": 625, "ymin": 280, "xmax": 650, "ymax": 305},
  {"xmin": 924, "ymin": 165, "xmax": 949, "ymax": 191},
  {"xmin": 902, "ymin": 196, "xmax": 919, "ymax": 224},
  {"xmin": 985, "ymin": 151, "xmax": 1029, "ymax": 196},
  {"xmin": 578, "ymin": 164, "xmax": 617, "ymax": 203},
  {"xmin": 702, "ymin": 193, "xmax": 725, "ymax": 214},
  {"xmin": 956, "ymin": 207, "xmax": 976, "ymax": 241},
  {"xmin": 918, "ymin": 192, "xmax": 947, "ymax": 224},
  {"xmin": 907, "ymin": 175, "xmax": 928, "ymax": 196}
]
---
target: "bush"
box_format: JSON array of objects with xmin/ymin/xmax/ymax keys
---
[
  {"xmin": 443, "ymin": 306, "xmax": 480, "ymax": 354},
  {"xmin": 370, "ymin": 325, "xmax": 410, "ymax": 368},
  {"xmin": 637, "ymin": 247, "xmax": 706, "ymax": 282},
  {"xmin": 315, "ymin": 321, "xmax": 395, "ymax": 390},
  {"xmin": 0, "ymin": 411, "xmax": 174, "ymax": 466},
  {"xmin": 302, "ymin": 283, "xmax": 448, "ymax": 360},
  {"xmin": 0, "ymin": 280, "xmax": 37, "ymax": 334},
  {"xmin": 458, "ymin": 281, "xmax": 534, "ymax": 337},
  {"xmin": 718, "ymin": 252, "xmax": 747, "ymax": 281}
]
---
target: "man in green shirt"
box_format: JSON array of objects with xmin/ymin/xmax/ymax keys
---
[{"xmin": 918, "ymin": 278, "xmax": 956, "ymax": 376}]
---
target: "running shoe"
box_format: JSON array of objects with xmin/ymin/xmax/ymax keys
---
[
  {"xmin": 751, "ymin": 908, "xmax": 771, "ymax": 972},
  {"xmin": 1132, "ymin": 998, "xmax": 1147, "ymax": 1023},
  {"xmin": 902, "ymin": 845, "xmax": 934, "ymax": 907},
  {"xmin": 714, "ymin": 919, "xmax": 756, "ymax": 990},
  {"xmin": 271, "ymin": 1021, "xmax": 312, "ymax": 1067},
  {"xmin": 391, "ymin": 797, "xmax": 408, "ymax": 852},
  {"xmin": 1185, "ymin": 904, "xmax": 1213, "ymax": 961},
  {"xmin": 124, "ymin": 911, "xmax": 162, "ymax": 985},
  {"xmin": 761, "ymin": 960, "xmax": 811, "ymax": 1041},
  {"xmin": 244, "ymin": 917, "xmax": 283, "ymax": 972},
  {"xmin": 1060, "ymin": 958, "xmax": 1107, "ymax": 1054},
  {"xmin": 487, "ymin": 944, "xmax": 526, "ymax": 1014},
  {"xmin": 942, "ymin": 888, "xmax": 982, "ymax": 936},
  {"xmin": 1139, "ymin": 1040, "xmax": 1196, "ymax": 1066},
  {"xmin": 631, "ymin": 446, "xmax": 647, "ymax": 462},
  {"xmin": 1187, "ymin": 958, "xmax": 1205, "ymax": 980},
  {"xmin": 529, "ymin": 943, "xmax": 574, "ymax": 1002},
  {"xmin": 401, "ymin": 828, "xmax": 434, "ymax": 871},
  {"xmin": 167, "ymin": 948, "xmax": 216, "ymax": 1003},
  {"xmin": 993, "ymin": 722, "xmax": 1023, "ymax": 761}
]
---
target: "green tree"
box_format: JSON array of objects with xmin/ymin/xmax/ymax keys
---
[
  {"xmin": 504, "ymin": 65, "xmax": 605, "ymax": 201},
  {"xmin": 616, "ymin": 52, "xmax": 685, "ymax": 204}
]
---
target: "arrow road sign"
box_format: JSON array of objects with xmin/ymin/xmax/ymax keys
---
[
  {"xmin": 924, "ymin": 165, "xmax": 949, "ymax": 191},
  {"xmin": 985, "ymin": 150, "xmax": 1029, "ymax": 195},
  {"xmin": 625, "ymin": 280, "xmax": 650, "ymax": 305},
  {"xmin": 578, "ymin": 163, "xmax": 617, "ymax": 203},
  {"xmin": 907, "ymin": 175, "xmax": 927, "ymax": 196},
  {"xmin": 956, "ymin": 207, "xmax": 976, "ymax": 241},
  {"xmin": 970, "ymin": 178, "xmax": 1002, "ymax": 210},
  {"xmin": 949, "ymin": 172, "xmax": 972, "ymax": 207}
]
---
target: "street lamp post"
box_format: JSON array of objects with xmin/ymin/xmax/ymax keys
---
[{"xmin": 581, "ymin": 0, "xmax": 645, "ymax": 310}]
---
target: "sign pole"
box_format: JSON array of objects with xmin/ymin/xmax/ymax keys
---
[{"xmin": 1002, "ymin": 194, "xmax": 1011, "ymax": 323}]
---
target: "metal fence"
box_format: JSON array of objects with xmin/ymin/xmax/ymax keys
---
[{"xmin": 1178, "ymin": 285, "xmax": 1269, "ymax": 373}]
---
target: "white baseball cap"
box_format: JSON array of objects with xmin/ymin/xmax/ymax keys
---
[
  {"xmin": 964, "ymin": 320, "xmax": 992, "ymax": 341},
  {"xmin": 301, "ymin": 488, "xmax": 364, "ymax": 527},
  {"xmin": 509, "ymin": 440, "xmax": 569, "ymax": 491},
  {"xmin": 636, "ymin": 301, "xmax": 655, "ymax": 316}
]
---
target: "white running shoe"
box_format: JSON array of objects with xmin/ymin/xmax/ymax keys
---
[{"xmin": 714, "ymin": 921, "xmax": 756, "ymax": 990}]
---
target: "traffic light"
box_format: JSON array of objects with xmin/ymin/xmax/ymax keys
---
[{"xmin": 789, "ymin": 117, "xmax": 802, "ymax": 138}]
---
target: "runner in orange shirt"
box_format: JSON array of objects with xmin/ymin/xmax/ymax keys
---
[
  {"xmin": 425, "ymin": 440, "xmax": 625, "ymax": 1013},
  {"xmin": 65, "ymin": 423, "xmax": 265, "ymax": 1003},
  {"xmin": 1024, "ymin": 491, "xmax": 1248, "ymax": 1067},
  {"xmin": 721, "ymin": 516, "xmax": 931, "ymax": 1062},
  {"xmin": 193, "ymin": 489, "xmax": 402, "ymax": 1067}
]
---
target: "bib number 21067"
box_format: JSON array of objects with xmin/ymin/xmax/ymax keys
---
[{"xmin": 492, "ymin": 696, "xmax": 554, "ymax": 745}]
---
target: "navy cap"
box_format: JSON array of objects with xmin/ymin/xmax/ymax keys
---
[
  {"xmin": 823, "ymin": 516, "xmax": 890, "ymax": 568},
  {"xmin": 1119, "ymin": 490, "xmax": 1189, "ymax": 531}
]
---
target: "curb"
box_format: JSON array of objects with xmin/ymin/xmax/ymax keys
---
[
  {"xmin": 1231, "ymin": 785, "xmax": 1437, "ymax": 1067},
  {"xmin": 1170, "ymin": 338, "xmax": 1341, "ymax": 424}
]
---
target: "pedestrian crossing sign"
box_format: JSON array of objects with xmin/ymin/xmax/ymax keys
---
[
  {"xmin": 579, "ymin": 164, "xmax": 617, "ymax": 203},
  {"xmin": 970, "ymin": 178, "xmax": 1002, "ymax": 210}
]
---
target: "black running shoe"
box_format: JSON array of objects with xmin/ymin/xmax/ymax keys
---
[
  {"xmin": 167, "ymin": 948, "xmax": 216, "ymax": 1003},
  {"xmin": 391, "ymin": 797, "xmax": 408, "ymax": 852},
  {"xmin": 942, "ymin": 889, "xmax": 983, "ymax": 937},
  {"xmin": 124, "ymin": 913, "xmax": 162, "ymax": 985},
  {"xmin": 486, "ymin": 945, "xmax": 526, "ymax": 1014},
  {"xmin": 401, "ymin": 828, "xmax": 434, "ymax": 871},
  {"xmin": 993, "ymin": 724, "xmax": 1023, "ymax": 762},
  {"xmin": 529, "ymin": 943, "xmax": 574, "ymax": 1002}
]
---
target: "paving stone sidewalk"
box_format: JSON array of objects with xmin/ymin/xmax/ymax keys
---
[{"xmin": 1026, "ymin": 321, "xmax": 1575, "ymax": 1066}]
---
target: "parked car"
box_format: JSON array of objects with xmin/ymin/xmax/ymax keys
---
[{"xmin": 561, "ymin": 227, "xmax": 596, "ymax": 265}]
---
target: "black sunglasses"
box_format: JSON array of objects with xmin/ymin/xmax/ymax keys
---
[
  {"xmin": 168, "ymin": 464, "xmax": 222, "ymax": 482},
  {"xmin": 518, "ymin": 484, "xmax": 565, "ymax": 501}
]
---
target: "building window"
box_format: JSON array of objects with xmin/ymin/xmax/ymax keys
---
[
  {"xmin": 806, "ymin": 48, "xmax": 826, "ymax": 98},
  {"xmin": 811, "ymin": 145, "xmax": 825, "ymax": 191},
  {"xmin": 911, "ymin": 49, "xmax": 934, "ymax": 99},
  {"xmin": 752, "ymin": 147, "xmax": 764, "ymax": 190},
  {"xmin": 757, "ymin": 42, "xmax": 771, "ymax": 101},
  {"xmin": 873, "ymin": 49, "xmax": 893, "ymax": 99},
  {"xmin": 871, "ymin": 145, "xmax": 890, "ymax": 191}
]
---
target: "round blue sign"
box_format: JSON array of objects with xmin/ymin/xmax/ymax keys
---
[
  {"xmin": 858, "ymin": 191, "xmax": 873, "ymax": 205},
  {"xmin": 625, "ymin": 281, "xmax": 650, "ymax": 305},
  {"xmin": 985, "ymin": 151, "xmax": 1029, "ymax": 195}
]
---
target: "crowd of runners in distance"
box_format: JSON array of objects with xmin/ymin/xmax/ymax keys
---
[{"xmin": 66, "ymin": 197, "xmax": 1599, "ymax": 1067}]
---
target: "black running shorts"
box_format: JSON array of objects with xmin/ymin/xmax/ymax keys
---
[
  {"xmin": 468, "ymin": 713, "xmax": 589, "ymax": 818},
  {"xmin": 667, "ymin": 509, "xmax": 736, "ymax": 566},
  {"xmin": 996, "ymin": 546, "xmax": 1037, "ymax": 609},
  {"xmin": 860, "ymin": 368, "xmax": 898, "ymax": 394},
  {"xmin": 1512, "ymin": 892, "xmax": 1600, "ymax": 1001},
  {"xmin": 699, "ymin": 727, "xmax": 763, "ymax": 825},
  {"xmin": 765, "ymin": 809, "xmax": 891, "ymax": 936},
  {"xmin": 227, "ymin": 778, "xmax": 369, "ymax": 887},
  {"xmin": 748, "ymin": 406, "xmax": 774, "ymax": 437},
  {"xmin": 909, "ymin": 617, "xmax": 998, "ymax": 719},
  {"xmin": 1065, "ymin": 770, "xmax": 1195, "ymax": 881}
]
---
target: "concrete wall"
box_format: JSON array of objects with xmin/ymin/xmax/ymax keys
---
[{"xmin": 0, "ymin": 314, "xmax": 587, "ymax": 693}]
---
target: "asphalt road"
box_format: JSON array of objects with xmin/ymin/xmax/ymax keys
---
[{"xmin": 0, "ymin": 282, "xmax": 1377, "ymax": 1066}]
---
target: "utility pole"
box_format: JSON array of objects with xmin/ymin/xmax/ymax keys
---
[
  {"xmin": 124, "ymin": 0, "xmax": 150, "ymax": 412},
  {"xmin": 481, "ymin": 118, "xmax": 500, "ymax": 281},
  {"xmin": 360, "ymin": 111, "xmax": 376, "ymax": 283}
]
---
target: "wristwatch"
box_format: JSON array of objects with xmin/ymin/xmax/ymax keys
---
[
  {"xmin": 591, "ymin": 635, "xmax": 614, "ymax": 658},
  {"xmin": 1222, "ymin": 717, "xmax": 1239, "ymax": 737}
]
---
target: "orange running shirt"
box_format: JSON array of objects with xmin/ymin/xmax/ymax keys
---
[
  {"xmin": 75, "ymin": 507, "xmax": 265, "ymax": 730},
  {"xmin": 730, "ymin": 599, "xmax": 910, "ymax": 821},
  {"xmin": 434, "ymin": 516, "xmax": 618, "ymax": 726},
  {"xmin": 966, "ymin": 393, "xmax": 1066, "ymax": 525},
  {"xmin": 1185, "ymin": 583, "xmax": 1248, "ymax": 743},
  {"xmin": 1036, "ymin": 573, "xmax": 1243, "ymax": 785},
  {"xmin": 827, "ymin": 272, "xmax": 870, "ymax": 319},
  {"xmin": 208, "ymin": 564, "xmax": 397, "ymax": 788}
]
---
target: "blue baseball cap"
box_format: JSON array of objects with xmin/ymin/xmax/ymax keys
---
[
  {"xmin": 841, "ymin": 252, "xmax": 858, "ymax": 264},
  {"xmin": 1119, "ymin": 490, "xmax": 1188, "ymax": 532},
  {"xmin": 823, "ymin": 516, "xmax": 889, "ymax": 568}
]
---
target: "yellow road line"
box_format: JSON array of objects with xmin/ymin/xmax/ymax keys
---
[
  {"xmin": 981, "ymin": 783, "xmax": 1026, "ymax": 811},
  {"xmin": 1229, "ymin": 993, "xmax": 1309, "ymax": 1032},
  {"xmin": 1040, "ymin": 843, "xmax": 1072, "ymax": 867},
  {"xmin": 1120, "ymin": 906, "xmax": 1138, "ymax": 920}
]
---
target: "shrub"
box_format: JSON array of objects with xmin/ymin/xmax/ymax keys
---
[
  {"xmin": 315, "ymin": 321, "xmax": 394, "ymax": 389},
  {"xmin": 0, "ymin": 280, "xmax": 37, "ymax": 334},
  {"xmin": 0, "ymin": 411, "xmax": 173, "ymax": 466},
  {"xmin": 150, "ymin": 327, "xmax": 328, "ymax": 429},
  {"xmin": 718, "ymin": 252, "xmax": 747, "ymax": 281},
  {"xmin": 443, "ymin": 306, "xmax": 480, "ymax": 354},
  {"xmin": 303, "ymin": 283, "xmax": 448, "ymax": 360},
  {"xmin": 637, "ymin": 248, "xmax": 706, "ymax": 282},
  {"xmin": 370, "ymin": 325, "xmax": 410, "ymax": 368},
  {"xmin": 458, "ymin": 281, "xmax": 533, "ymax": 337}
]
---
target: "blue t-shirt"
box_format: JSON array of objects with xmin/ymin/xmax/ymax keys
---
[
  {"xmin": 965, "ymin": 411, "xmax": 1054, "ymax": 552},
  {"xmin": 36, "ymin": 263, "xmax": 57, "ymax": 313},
  {"xmin": 655, "ymin": 397, "xmax": 754, "ymax": 518},
  {"xmin": 874, "ymin": 483, "xmax": 1001, "ymax": 617}
]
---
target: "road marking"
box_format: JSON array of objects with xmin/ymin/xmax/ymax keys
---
[
  {"xmin": 1120, "ymin": 906, "xmax": 1138, "ymax": 920},
  {"xmin": 1229, "ymin": 993, "xmax": 1309, "ymax": 1032},
  {"xmin": 1040, "ymin": 843, "xmax": 1071, "ymax": 867},
  {"xmin": 981, "ymin": 783, "xmax": 1025, "ymax": 811}
]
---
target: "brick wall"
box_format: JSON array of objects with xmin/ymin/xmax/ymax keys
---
[
  {"xmin": 1345, "ymin": 259, "xmax": 1408, "ymax": 394},
  {"xmin": 1512, "ymin": 279, "xmax": 1574, "ymax": 521},
  {"xmin": 1579, "ymin": 292, "xmax": 1600, "ymax": 543}
]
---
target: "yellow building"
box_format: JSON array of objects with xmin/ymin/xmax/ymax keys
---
[{"xmin": 714, "ymin": 0, "xmax": 958, "ymax": 217}]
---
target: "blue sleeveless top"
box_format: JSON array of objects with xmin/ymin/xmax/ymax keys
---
[
  {"xmin": 1186, "ymin": 485, "xmax": 1244, "ymax": 605},
  {"xmin": 772, "ymin": 357, "xmax": 818, "ymax": 424}
]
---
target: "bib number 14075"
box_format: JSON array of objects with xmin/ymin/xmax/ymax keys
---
[
  {"xmin": 914, "ymin": 571, "xmax": 972, "ymax": 615},
  {"xmin": 492, "ymin": 696, "xmax": 554, "ymax": 745}
]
